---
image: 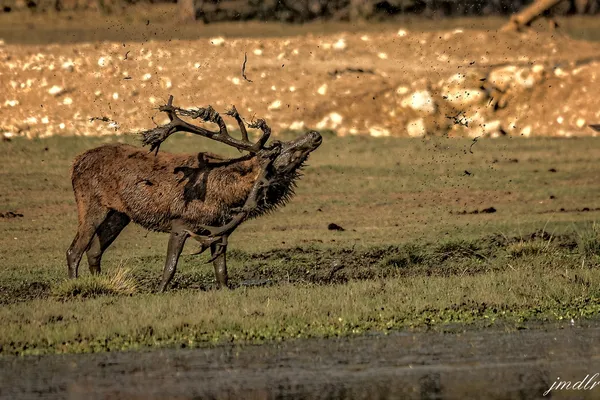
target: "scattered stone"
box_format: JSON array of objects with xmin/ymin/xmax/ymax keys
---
[
  {"xmin": 48, "ymin": 86, "xmax": 64, "ymax": 96},
  {"xmin": 488, "ymin": 66, "xmax": 518, "ymax": 91},
  {"xmin": 368, "ymin": 126, "xmax": 390, "ymax": 137},
  {"xmin": 328, "ymin": 223, "xmax": 345, "ymax": 231},
  {"xmin": 521, "ymin": 126, "xmax": 532, "ymax": 137},
  {"xmin": 332, "ymin": 38, "xmax": 346, "ymax": 50},
  {"xmin": 396, "ymin": 86, "xmax": 409, "ymax": 95},
  {"xmin": 266, "ymin": 99, "xmax": 281, "ymax": 111},
  {"xmin": 316, "ymin": 112, "xmax": 343, "ymax": 130},
  {"xmin": 401, "ymin": 91, "xmax": 436, "ymax": 114},
  {"xmin": 442, "ymin": 89, "xmax": 486, "ymax": 107},
  {"xmin": 0, "ymin": 211, "xmax": 23, "ymax": 219},
  {"xmin": 209, "ymin": 37, "xmax": 225, "ymax": 46},
  {"xmin": 453, "ymin": 207, "xmax": 497, "ymax": 215},
  {"xmin": 289, "ymin": 121, "xmax": 305, "ymax": 130},
  {"xmin": 406, "ymin": 118, "xmax": 427, "ymax": 137},
  {"xmin": 317, "ymin": 84, "xmax": 327, "ymax": 95}
]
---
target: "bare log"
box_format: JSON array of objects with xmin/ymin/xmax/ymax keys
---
[
  {"xmin": 178, "ymin": 0, "xmax": 196, "ymax": 22},
  {"xmin": 501, "ymin": 0, "xmax": 564, "ymax": 32}
]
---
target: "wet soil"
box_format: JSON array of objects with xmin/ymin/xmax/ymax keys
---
[
  {"xmin": 0, "ymin": 231, "xmax": 592, "ymax": 304},
  {"xmin": 2, "ymin": 322, "xmax": 599, "ymax": 399}
]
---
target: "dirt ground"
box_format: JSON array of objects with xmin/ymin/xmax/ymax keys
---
[{"xmin": 1, "ymin": 18, "xmax": 600, "ymax": 140}]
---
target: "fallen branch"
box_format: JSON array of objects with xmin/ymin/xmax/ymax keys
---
[{"xmin": 501, "ymin": 0, "xmax": 564, "ymax": 32}]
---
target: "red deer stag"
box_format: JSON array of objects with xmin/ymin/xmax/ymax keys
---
[{"xmin": 67, "ymin": 96, "xmax": 322, "ymax": 292}]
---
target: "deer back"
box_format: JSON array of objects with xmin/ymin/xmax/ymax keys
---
[{"xmin": 71, "ymin": 144, "xmax": 261, "ymax": 232}]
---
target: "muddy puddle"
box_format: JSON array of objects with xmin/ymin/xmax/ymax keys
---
[{"xmin": 2, "ymin": 324, "xmax": 600, "ymax": 400}]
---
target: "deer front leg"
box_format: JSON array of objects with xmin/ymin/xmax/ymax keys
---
[
  {"xmin": 210, "ymin": 239, "xmax": 229, "ymax": 289},
  {"xmin": 158, "ymin": 222, "xmax": 190, "ymax": 293}
]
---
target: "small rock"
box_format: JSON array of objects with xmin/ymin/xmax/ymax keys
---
[
  {"xmin": 482, "ymin": 120, "xmax": 502, "ymax": 135},
  {"xmin": 161, "ymin": 78, "xmax": 172, "ymax": 89},
  {"xmin": 48, "ymin": 86, "xmax": 64, "ymax": 96},
  {"xmin": 253, "ymin": 49, "xmax": 263, "ymax": 56},
  {"xmin": 289, "ymin": 121, "xmax": 305, "ymax": 130},
  {"xmin": 316, "ymin": 112, "xmax": 343, "ymax": 130},
  {"xmin": 396, "ymin": 86, "xmax": 409, "ymax": 95},
  {"xmin": 488, "ymin": 65, "xmax": 518, "ymax": 91},
  {"xmin": 97, "ymin": 57, "xmax": 109, "ymax": 67},
  {"xmin": 268, "ymin": 100, "xmax": 282, "ymax": 111},
  {"xmin": 532, "ymin": 64, "xmax": 545, "ymax": 74},
  {"xmin": 61, "ymin": 61, "xmax": 75, "ymax": 72},
  {"xmin": 554, "ymin": 68, "xmax": 568, "ymax": 77},
  {"xmin": 406, "ymin": 118, "xmax": 426, "ymax": 137},
  {"xmin": 332, "ymin": 38, "xmax": 346, "ymax": 50},
  {"xmin": 521, "ymin": 126, "xmax": 532, "ymax": 137},
  {"xmin": 442, "ymin": 89, "xmax": 486, "ymax": 107},
  {"xmin": 317, "ymin": 84, "xmax": 328, "ymax": 96},
  {"xmin": 328, "ymin": 223, "xmax": 345, "ymax": 231},
  {"xmin": 0, "ymin": 211, "xmax": 24, "ymax": 219},
  {"xmin": 209, "ymin": 37, "xmax": 225, "ymax": 46},
  {"xmin": 401, "ymin": 91, "xmax": 436, "ymax": 114},
  {"xmin": 368, "ymin": 126, "xmax": 390, "ymax": 137},
  {"xmin": 576, "ymin": 118, "xmax": 586, "ymax": 128},
  {"xmin": 330, "ymin": 112, "xmax": 343, "ymax": 126}
]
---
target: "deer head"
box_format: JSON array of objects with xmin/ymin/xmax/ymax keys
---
[{"xmin": 139, "ymin": 96, "xmax": 322, "ymax": 266}]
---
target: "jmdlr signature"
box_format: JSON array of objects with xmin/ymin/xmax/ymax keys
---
[{"xmin": 544, "ymin": 374, "xmax": 600, "ymax": 396}]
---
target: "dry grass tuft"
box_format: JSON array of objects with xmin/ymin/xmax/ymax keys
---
[{"xmin": 53, "ymin": 265, "xmax": 137, "ymax": 300}]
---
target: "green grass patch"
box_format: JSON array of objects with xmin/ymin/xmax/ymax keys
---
[{"xmin": 1, "ymin": 135, "xmax": 600, "ymax": 354}]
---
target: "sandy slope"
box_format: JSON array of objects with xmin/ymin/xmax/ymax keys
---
[{"xmin": 1, "ymin": 28, "xmax": 599, "ymax": 139}]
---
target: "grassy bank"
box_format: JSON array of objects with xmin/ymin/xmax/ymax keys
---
[{"xmin": 1, "ymin": 134, "xmax": 599, "ymax": 354}]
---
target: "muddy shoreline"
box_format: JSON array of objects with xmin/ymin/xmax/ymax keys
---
[{"xmin": 2, "ymin": 322, "xmax": 599, "ymax": 399}]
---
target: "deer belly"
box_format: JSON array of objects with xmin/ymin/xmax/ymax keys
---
[{"xmin": 115, "ymin": 180, "xmax": 220, "ymax": 233}]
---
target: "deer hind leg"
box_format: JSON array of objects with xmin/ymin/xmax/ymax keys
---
[
  {"xmin": 158, "ymin": 221, "xmax": 190, "ymax": 293},
  {"xmin": 210, "ymin": 241, "xmax": 229, "ymax": 289},
  {"xmin": 86, "ymin": 211, "xmax": 130, "ymax": 275},
  {"xmin": 66, "ymin": 201, "xmax": 108, "ymax": 279}
]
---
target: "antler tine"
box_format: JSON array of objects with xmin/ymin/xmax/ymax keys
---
[
  {"xmin": 225, "ymin": 105, "xmax": 249, "ymax": 143},
  {"xmin": 248, "ymin": 119, "xmax": 271, "ymax": 151},
  {"xmin": 141, "ymin": 95, "xmax": 272, "ymax": 154}
]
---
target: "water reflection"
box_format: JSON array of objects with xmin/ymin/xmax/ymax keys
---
[{"xmin": 2, "ymin": 326, "xmax": 599, "ymax": 400}]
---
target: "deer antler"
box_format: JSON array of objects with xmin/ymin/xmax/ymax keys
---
[
  {"xmin": 185, "ymin": 145, "xmax": 280, "ymax": 263},
  {"xmin": 141, "ymin": 95, "xmax": 271, "ymax": 154}
]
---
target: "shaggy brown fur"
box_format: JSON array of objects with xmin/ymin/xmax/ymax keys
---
[{"xmin": 66, "ymin": 131, "xmax": 321, "ymax": 292}]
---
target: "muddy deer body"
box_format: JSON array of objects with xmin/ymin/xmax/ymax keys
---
[{"xmin": 67, "ymin": 97, "xmax": 322, "ymax": 291}]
